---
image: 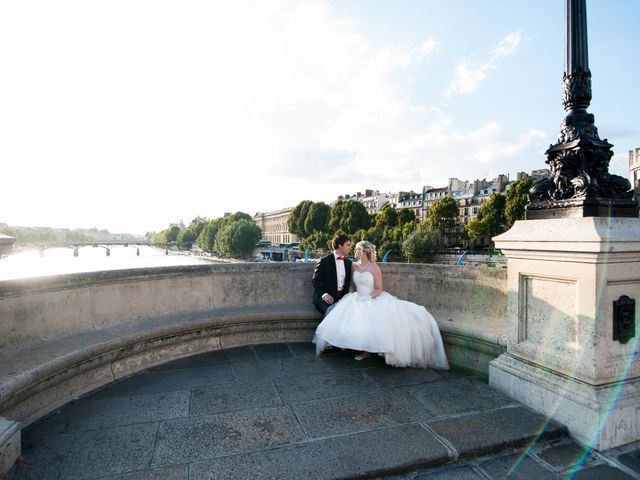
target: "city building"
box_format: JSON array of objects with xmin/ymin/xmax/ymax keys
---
[
  {"xmin": 253, "ymin": 208, "xmax": 298, "ymax": 245},
  {"xmin": 359, "ymin": 190, "xmax": 390, "ymax": 215},
  {"xmin": 630, "ymin": 148, "xmax": 640, "ymax": 190},
  {"xmin": 394, "ymin": 190, "xmax": 424, "ymax": 221}
]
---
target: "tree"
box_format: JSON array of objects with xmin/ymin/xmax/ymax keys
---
[
  {"xmin": 465, "ymin": 192, "xmax": 507, "ymax": 245},
  {"xmin": 191, "ymin": 220, "xmax": 207, "ymax": 239},
  {"xmin": 464, "ymin": 217, "xmax": 490, "ymax": 242},
  {"xmin": 164, "ymin": 225, "xmax": 181, "ymax": 243},
  {"xmin": 300, "ymin": 231, "xmax": 331, "ymax": 253},
  {"xmin": 288, "ymin": 200, "xmax": 313, "ymax": 238},
  {"xmin": 505, "ymin": 178, "xmax": 534, "ymax": 227},
  {"xmin": 214, "ymin": 219, "xmax": 262, "ymax": 257},
  {"xmin": 427, "ymin": 196, "xmax": 458, "ymax": 234},
  {"xmin": 375, "ymin": 204, "xmax": 397, "ymax": 229},
  {"xmin": 478, "ymin": 193, "xmax": 506, "ymax": 237},
  {"xmin": 196, "ymin": 221, "xmax": 218, "ymax": 252},
  {"xmin": 304, "ymin": 202, "xmax": 330, "ymax": 235},
  {"xmin": 402, "ymin": 223, "xmax": 444, "ymax": 261},
  {"xmin": 328, "ymin": 200, "xmax": 370, "ymax": 234},
  {"xmin": 226, "ymin": 211, "xmax": 253, "ymax": 224},
  {"xmin": 177, "ymin": 229, "xmax": 196, "ymax": 250},
  {"xmin": 397, "ymin": 208, "xmax": 416, "ymax": 225}
]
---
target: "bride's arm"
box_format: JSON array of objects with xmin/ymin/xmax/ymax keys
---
[
  {"xmin": 370, "ymin": 265, "xmax": 383, "ymax": 299},
  {"xmin": 348, "ymin": 269, "xmax": 355, "ymax": 293}
]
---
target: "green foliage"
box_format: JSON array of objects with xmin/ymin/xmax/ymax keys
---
[
  {"xmin": 214, "ymin": 219, "xmax": 262, "ymax": 257},
  {"xmin": 505, "ymin": 177, "xmax": 534, "ymax": 227},
  {"xmin": 225, "ymin": 211, "xmax": 253, "ymax": 224},
  {"xmin": 304, "ymin": 202, "xmax": 330, "ymax": 235},
  {"xmin": 196, "ymin": 221, "xmax": 219, "ymax": 252},
  {"xmin": 164, "ymin": 225, "xmax": 181, "ymax": 243},
  {"xmin": 177, "ymin": 229, "xmax": 196, "ymax": 250},
  {"xmin": 63, "ymin": 229, "xmax": 94, "ymax": 243},
  {"xmin": 288, "ymin": 200, "xmax": 313, "ymax": 238},
  {"xmin": 464, "ymin": 217, "xmax": 490, "ymax": 240},
  {"xmin": 402, "ymin": 223, "xmax": 444, "ymax": 261},
  {"xmin": 375, "ymin": 204, "xmax": 397, "ymax": 229},
  {"xmin": 300, "ymin": 231, "xmax": 331, "ymax": 253},
  {"xmin": 191, "ymin": 221, "xmax": 207, "ymax": 239},
  {"xmin": 350, "ymin": 228, "xmax": 368, "ymax": 245},
  {"xmin": 465, "ymin": 192, "xmax": 507, "ymax": 243},
  {"xmin": 478, "ymin": 193, "xmax": 506, "ymax": 236},
  {"xmin": 427, "ymin": 196, "xmax": 459, "ymax": 234},
  {"xmin": 0, "ymin": 226, "xmax": 56, "ymax": 243},
  {"xmin": 397, "ymin": 208, "xmax": 416, "ymax": 225},
  {"xmin": 328, "ymin": 200, "xmax": 370, "ymax": 234}
]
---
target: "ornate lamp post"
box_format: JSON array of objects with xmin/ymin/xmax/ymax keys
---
[{"xmin": 526, "ymin": 0, "xmax": 638, "ymax": 219}]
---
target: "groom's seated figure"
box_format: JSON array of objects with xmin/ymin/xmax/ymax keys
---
[{"xmin": 312, "ymin": 234, "xmax": 352, "ymax": 316}]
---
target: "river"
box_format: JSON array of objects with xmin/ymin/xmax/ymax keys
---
[{"xmin": 0, "ymin": 245, "xmax": 220, "ymax": 281}]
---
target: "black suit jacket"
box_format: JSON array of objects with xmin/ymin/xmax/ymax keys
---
[{"xmin": 312, "ymin": 253, "xmax": 352, "ymax": 315}]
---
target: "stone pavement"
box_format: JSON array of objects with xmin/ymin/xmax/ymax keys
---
[{"xmin": 3, "ymin": 343, "xmax": 640, "ymax": 480}]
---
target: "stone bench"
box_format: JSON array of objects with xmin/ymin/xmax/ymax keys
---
[{"xmin": 0, "ymin": 262, "xmax": 507, "ymax": 475}]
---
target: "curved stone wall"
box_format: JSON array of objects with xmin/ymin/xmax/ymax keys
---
[
  {"xmin": 0, "ymin": 262, "xmax": 506, "ymax": 352},
  {"xmin": 0, "ymin": 262, "xmax": 507, "ymax": 431}
]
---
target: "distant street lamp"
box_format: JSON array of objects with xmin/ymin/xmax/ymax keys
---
[{"xmin": 526, "ymin": 0, "xmax": 638, "ymax": 219}]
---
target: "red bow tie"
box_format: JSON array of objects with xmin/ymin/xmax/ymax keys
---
[{"xmin": 337, "ymin": 256, "xmax": 345, "ymax": 260}]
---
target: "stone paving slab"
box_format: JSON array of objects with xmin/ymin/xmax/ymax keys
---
[
  {"xmin": 413, "ymin": 464, "xmax": 485, "ymax": 479},
  {"xmin": 318, "ymin": 348, "xmax": 388, "ymax": 370},
  {"xmin": 190, "ymin": 380, "xmax": 281, "ymax": 416},
  {"xmin": 406, "ymin": 377, "xmax": 516, "ymax": 417},
  {"xmin": 26, "ymin": 390, "xmax": 190, "ymax": 435},
  {"xmin": 94, "ymin": 363, "xmax": 234, "ymax": 398},
  {"xmin": 573, "ymin": 464, "xmax": 636, "ymax": 479},
  {"xmin": 288, "ymin": 342, "xmax": 316, "ymax": 357},
  {"xmin": 534, "ymin": 438, "xmax": 595, "ymax": 471},
  {"xmin": 427, "ymin": 405, "xmax": 567, "ymax": 458},
  {"xmin": 364, "ymin": 366, "xmax": 445, "ymax": 388},
  {"xmin": 293, "ymin": 391, "xmax": 431, "ymax": 439},
  {"xmin": 230, "ymin": 359, "xmax": 285, "ymax": 381},
  {"xmin": 620, "ymin": 449, "xmax": 640, "ymax": 475},
  {"xmin": 151, "ymin": 406, "xmax": 306, "ymax": 466},
  {"xmin": 152, "ymin": 350, "xmax": 228, "ymax": 371},
  {"xmin": 219, "ymin": 345, "xmax": 257, "ymax": 363},
  {"xmin": 477, "ymin": 452, "xmax": 560, "ymax": 479},
  {"xmin": 189, "ymin": 423, "xmax": 449, "ymax": 480},
  {"xmin": 273, "ymin": 370, "xmax": 380, "ymax": 404},
  {"xmin": 6, "ymin": 423, "xmax": 158, "ymax": 480},
  {"xmin": 279, "ymin": 356, "xmax": 336, "ymax": 376},
  {"xmin": 103, "ymin": 464, "xmax": 189, "ymax": 480},
  {"xmin": 253, "ymin": 343, "xmax": 294, "ymax": 361}
]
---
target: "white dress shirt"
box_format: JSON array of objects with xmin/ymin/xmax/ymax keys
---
[{"xmin": 334, "ymin": 251, "xmax": 346, "ymax": 291}]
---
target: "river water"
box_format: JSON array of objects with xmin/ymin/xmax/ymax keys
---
[{"xmin": 0, "ymin": 245, "xmax": 219, "ymax": 281}]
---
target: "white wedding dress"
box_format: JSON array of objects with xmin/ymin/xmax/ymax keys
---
[{"xmin": 313, "ymin": 270, "xmax": 449, "ymax": 369}]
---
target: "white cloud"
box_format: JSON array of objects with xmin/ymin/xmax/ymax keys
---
[
  {"xmin": 445, "ymin": 31, "xmax": 522, "ymax": 96},
  {"xmin": 419, "ymin": 38, "xmax": 439, "ymax": 56},
  {"xmin": 0, "ymin": 3, "xmax": 542, "ymax": 233}
]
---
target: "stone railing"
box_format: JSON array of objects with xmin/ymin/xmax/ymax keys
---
[{"xmin": 0, "ymin": 262, "xmax": 507, "ymax": 472}]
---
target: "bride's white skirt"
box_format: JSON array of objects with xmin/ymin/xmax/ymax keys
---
[{"xmin": 313, "ymin": 291, "xmax": 449, "ymax": 369}]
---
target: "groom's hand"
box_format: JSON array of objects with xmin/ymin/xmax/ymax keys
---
[{"xmin": 321, "ymin": 293, "xmax": 335, "ymax": 305}]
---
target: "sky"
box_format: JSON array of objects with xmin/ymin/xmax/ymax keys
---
[{"xmin": 1, "ymin": 0, "xmax": 638, "ymax": 235}]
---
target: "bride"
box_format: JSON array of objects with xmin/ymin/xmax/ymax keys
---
[{"xmin": 313, "ymin": 240, "xmax": 449, "ymax": 369}]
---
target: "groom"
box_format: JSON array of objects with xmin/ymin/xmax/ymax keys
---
[{"xmin": 312, "ymin": 234, "xmax": 352, "ymax": 316}]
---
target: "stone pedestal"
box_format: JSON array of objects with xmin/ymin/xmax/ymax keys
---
[{"xmin": 489, "ymin": 217, "xmax": 640, "ymax": 450}]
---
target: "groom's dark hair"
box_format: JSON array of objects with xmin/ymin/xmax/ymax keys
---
[{"xmin": 332, "ymin": 234, "xmax": 351, "ymax": 250}]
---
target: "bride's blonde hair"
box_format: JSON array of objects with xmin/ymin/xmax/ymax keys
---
[{"xmin": 356, "ymin": 240, "xmax": 377, "ymax": 262}]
